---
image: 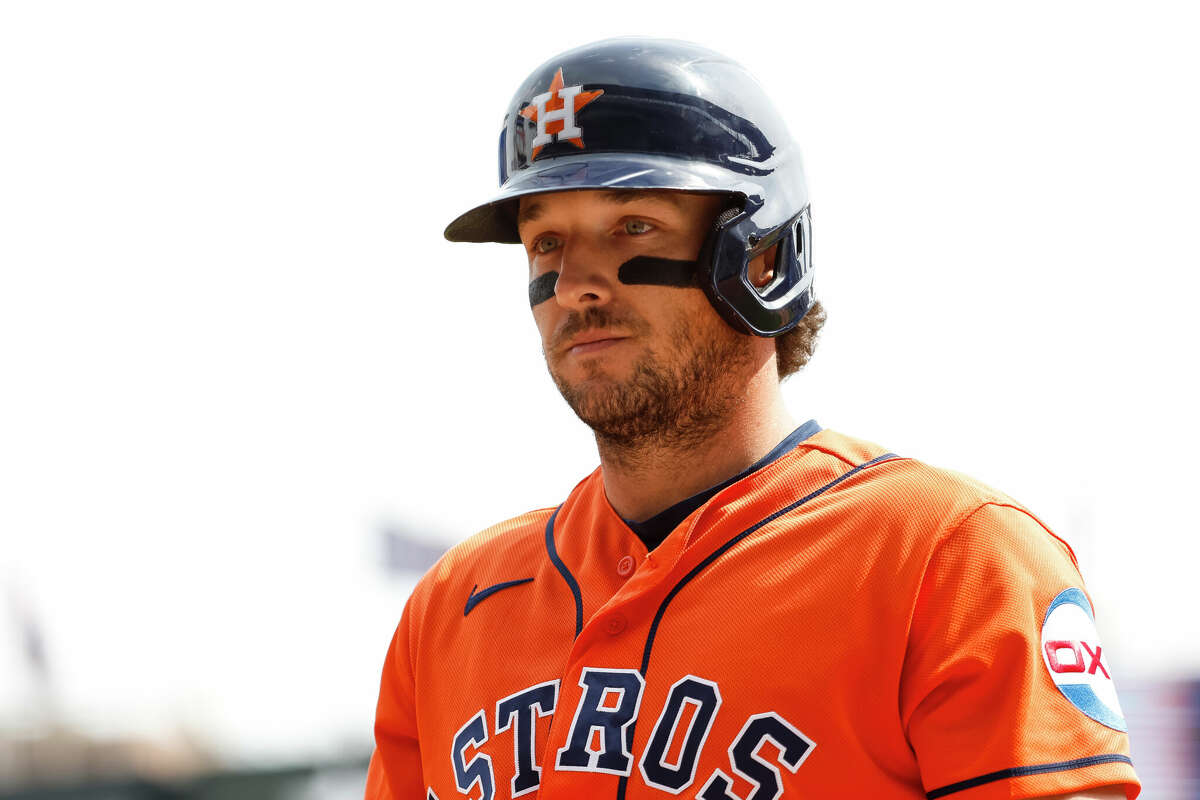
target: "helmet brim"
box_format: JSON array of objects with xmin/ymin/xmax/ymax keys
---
[{"xmin": 443, "ymin": 153, "xmax": 754, "ymax": 244}]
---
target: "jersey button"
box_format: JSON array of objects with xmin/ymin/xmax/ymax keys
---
[
  {"xmin": 606, "ymin": 614, "xmax": 627, "ymax": 635},
  {"xmin": 616, "ymin": 555, "xmax": 636, "ymax": 578}
]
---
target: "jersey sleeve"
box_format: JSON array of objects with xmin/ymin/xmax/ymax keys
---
[
  {"xmin": 900, "ymin": 502, "xmax": 1140, "ymax": 800},
  {"xmin": 366, "ymin": 590, "xmax": 425, "ymax": 800}
]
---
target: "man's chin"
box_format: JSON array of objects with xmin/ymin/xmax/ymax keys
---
[
  {"xmin": 552, "ymin": 370, "xmax": 642, "ymax": 420},
  {"xmin": 550, "ymin": 360, "xmax": 633, "ymax": 391},
  {"xmin": 554, "ymin": 377, "xmax": 632, "ymax": 412}
]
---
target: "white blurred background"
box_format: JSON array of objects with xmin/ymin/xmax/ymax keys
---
[{"xmin": 2, "ymin": 0, "xmax": 1197, "ymax": 796}]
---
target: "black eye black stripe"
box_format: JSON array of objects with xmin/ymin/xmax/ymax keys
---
[
  {"xmin": 617, "ymin": 256, "xmax": 697, "ymax": 287},
  {"xmin": 528, "ymin": 257, "xmax": 699, "ymax": 307},
  {"xmin": 528, "ymin": 271, "xmax": 558, "ymax": 306}
]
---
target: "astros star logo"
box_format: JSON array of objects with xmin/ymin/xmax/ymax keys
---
[{"xmin": 519, "ymin": 68, "xmax": 604, "ymax": 159}]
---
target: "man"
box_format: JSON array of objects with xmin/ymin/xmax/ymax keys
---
[{"xmin": 367, "ymin": 38, "xmax": 1138, "ymax": 800}]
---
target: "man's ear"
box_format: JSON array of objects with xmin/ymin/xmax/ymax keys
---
[{"xmin": 749, "ymin": 244, "xmax": 778, "ymax": 289}]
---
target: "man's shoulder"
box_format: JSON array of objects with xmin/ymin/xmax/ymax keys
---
[
  {"xmin": 806, "ymin": 428, "xmax": 1009, "ymax": 499},
  {"xmin": 807, "ymin": 427, "xmax": 1076, "ymax": 562},
  {"xmin": 803, "ymin": 428, "xmax": 1054, "ymax": 524}
]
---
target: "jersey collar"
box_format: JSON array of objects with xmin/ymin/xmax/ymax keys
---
[{"xmin": 622, "ymin": 420, "xmax": 822, "ymax": 550}]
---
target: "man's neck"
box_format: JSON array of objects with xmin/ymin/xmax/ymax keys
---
[{"xmin": 598, "ymin": 365, "xmax": 797, "ymax": 523}]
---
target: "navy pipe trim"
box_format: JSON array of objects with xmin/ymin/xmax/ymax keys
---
[
  {"xmin": 925, "ymin": 754, "xmax": 1133, "ymax": 798},
  {"xmin": 543, "ymin": 506, "xmax": 583, "ymax": 638}
]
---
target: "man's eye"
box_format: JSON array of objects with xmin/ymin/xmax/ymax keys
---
[
  {"xmin": 534, "ymin": 236, "xmax": 560, "ymax": 254},
  {"xmin": 624, "ymin": 219, "xmax": 653, "ymax": 235}
]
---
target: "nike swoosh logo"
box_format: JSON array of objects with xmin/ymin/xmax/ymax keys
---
[{"xmin": 464, "ymin": 577, "xmax": 534, "ymax": 617}]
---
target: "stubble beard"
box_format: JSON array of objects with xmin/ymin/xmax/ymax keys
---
[{"xmin": 548, "ymin": 307, "xmax": 756, "ymax": 464}]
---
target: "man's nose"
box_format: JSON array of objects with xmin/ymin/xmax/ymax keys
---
[{"xmin": 552, "ymin": 236, "xmax": 617, "ymax": 310}]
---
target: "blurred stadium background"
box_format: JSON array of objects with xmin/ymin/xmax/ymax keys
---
[{"xmin": 2, "ymin": 0, "xmax": 1197, "ymax": 798}]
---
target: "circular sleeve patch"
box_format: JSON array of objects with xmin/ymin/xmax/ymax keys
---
[{"xmin": 1040, "ymin": 587, "xmax": 1127, "ymax": 732}]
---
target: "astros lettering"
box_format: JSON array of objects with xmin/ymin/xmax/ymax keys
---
[{"xmin": 447, "ymin": 672, "xmax": 812, "ymax": 799}]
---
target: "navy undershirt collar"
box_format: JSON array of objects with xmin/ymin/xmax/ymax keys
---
[{"xmin": 622, "ymin": 419, "xmax": 822, "ymax": 551}]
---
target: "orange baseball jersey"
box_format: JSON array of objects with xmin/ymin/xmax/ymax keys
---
[{"xmin": 367, "ymin": 423, "xmax": 1139, "ymax": 799}]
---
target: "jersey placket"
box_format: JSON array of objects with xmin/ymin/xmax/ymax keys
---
[
  {"xmin": 535, "ymin": 445, "xmax": 898, "ymax": 798},
  {"xmin": 535, "ymin": 479, "xmax": 697, "ymax": 797},
  {"xmin": 532, "ymin": 453, "xmax": 787, "ymax": 796}
]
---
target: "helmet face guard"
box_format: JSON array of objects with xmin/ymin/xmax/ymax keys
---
[{"xmin": 444, "ymin": 37, "xmax": 814, "ymax": 337}]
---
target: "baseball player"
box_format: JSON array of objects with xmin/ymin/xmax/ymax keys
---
[{"xmin": 367, "ymin": 38, "xmax": 1139, "ymax": 800}]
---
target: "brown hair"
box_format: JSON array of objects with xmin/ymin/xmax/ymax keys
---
[{"xmin": 774, "ymin": 299, "xmax": 826, "ymax": 380}]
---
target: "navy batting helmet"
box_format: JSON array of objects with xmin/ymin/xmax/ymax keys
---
[{"xmin": 444, "ymin": 37, "xmax": 814, "ymax": 338}]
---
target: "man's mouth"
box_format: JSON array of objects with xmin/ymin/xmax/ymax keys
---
[
  {"xmin": 569, "ymin": 337, "xmax": 626, "ymax": 355},
  {"xmin": 563, "ymin": 331, "xmax": 630, "ymax": 356}
]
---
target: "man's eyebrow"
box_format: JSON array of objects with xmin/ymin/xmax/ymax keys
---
[
  {"xmin": 516, "ymin": 190, "xmax": 696, "ymax": 230},
  {"xmin": 598, "ymin": 189, "xmax": 688, "ymax": 208},
  {"xmin": 516, "ymin": 199, "xmax": 544, "ymax": 226}
]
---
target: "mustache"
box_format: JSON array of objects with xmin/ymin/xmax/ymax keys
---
[{"xmin": 549, "ymin": 307, "xmax": 647, "ymax": 352}]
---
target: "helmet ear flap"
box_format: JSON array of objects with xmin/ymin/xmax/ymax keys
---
[
  {"xmin": 700, "ymin": 204, "xmax": 814, "ymax": 337},
  {"xmin": 694, "ymin": 202, "xmax": 745, "ymax": 322},
  {"xmin": 695, "ymin": 204, "xmax": 743, "ymax": 268}
]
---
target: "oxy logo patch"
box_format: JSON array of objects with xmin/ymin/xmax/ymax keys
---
[{"xmin": 1040, "ymin": 587, "xmax": 1126, "ymax": 731}]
